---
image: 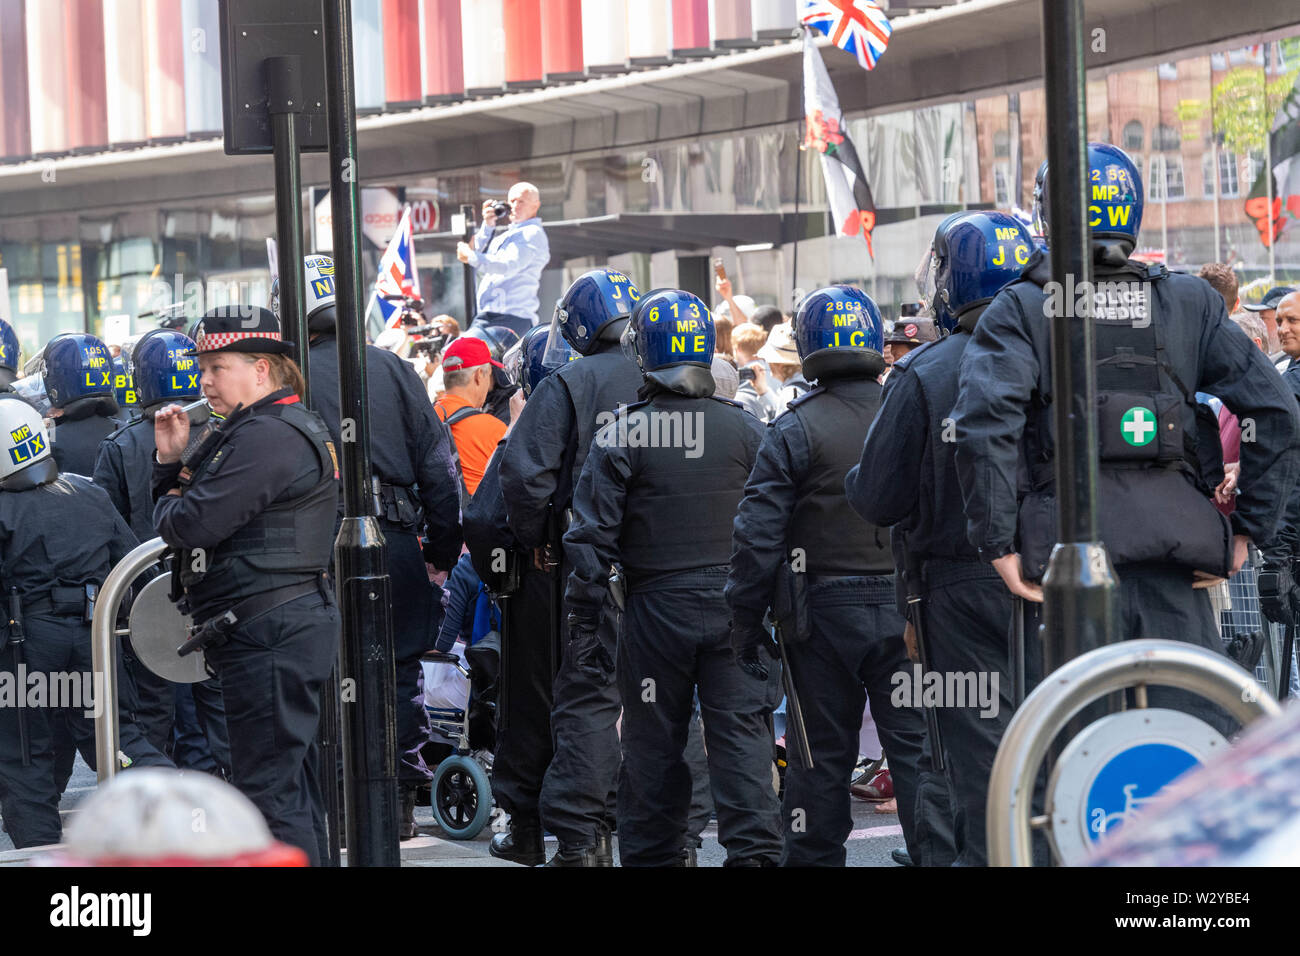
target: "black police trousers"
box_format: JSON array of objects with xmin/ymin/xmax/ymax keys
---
[
  {"xmin": 387, "ymin": 528, "xmax": 440, "ymax": 791},
  {"xmin": 616, "ymin": 568, "xmax": 782, "ymax": 866},
  {"xmin": 1114, "ymin": 563, "xmax": 1235, "ymax": 737},
  {"xmin": 204, "ymin": 592, "xmax": 340, "ymax": 866},
  {"xmin": 0, "ymin": 614, "xmax": 167, "ymax": 847},
  {"xmin": 782, "ymin": 575, "xmax": 927, "ymax": 867},
  {"xmin": 491, "ymin": 564, "xmax": 557, "ymax": 822},
  {"xmin": 125, "ymin": 645, "xmax": 230, "ymax": 776},
  {"xmin": 539, "ymin": 579, "xmax": 621, "ymax": 849},
  {"xmin": 923, "ymin": 559, "xmax": 1043, "ymax": 866}
]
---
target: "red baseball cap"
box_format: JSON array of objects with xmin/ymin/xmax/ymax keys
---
[{"xmin": 441, "ymin": 336, "xmax": 505, "ymax": 371}]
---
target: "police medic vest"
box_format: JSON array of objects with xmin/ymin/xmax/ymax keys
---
[
  {"xmin": 786, "ymin": 377, "xmax": 894, "ymax": 575},
  {"xmin": 1010, "ymin": 263, "xmax": 1233, "ymax": 579},
  {"xmin": 616, "ymin": 394, "xmax": 757, "ymax": 580},
  {"xmin": 178, "ymin": 399, "xmax": 338, "ymax": 608}
]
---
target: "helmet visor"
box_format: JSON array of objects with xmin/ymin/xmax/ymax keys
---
[
  {"xmin": 503, "ymin": 339, "xmax": 525, "ymax": 387},
  {"xmin": 542, "ymin": 305, "xmax": 571, "ymax": 368},
  {"xmin": 11, "ymin": 375, "xmax": 50, "ymax": 416},
  {"xmin": 619, "ymin": 316, "xmax": 640, "ymax": 369},
  {"xmin": 915, "ymin": 243, "xmax": 939, "ymax": 316}
]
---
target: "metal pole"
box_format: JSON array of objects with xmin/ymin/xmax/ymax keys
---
[
  {"xmin": 460, "ymin": 203, "xmax": 477, "ymax": 327},
  {"xmin": 1038, "ymin": 0, "xmax": 1117, "ymax": 700},
  {"xmin": 792, "ymin": 30, "xmax": 803, "ymax": 306},
  {"xmin": 268, "ymin": 55, "xmax": 309, "ymax": 403},
  {"xmin": 322, "ymin": 0, "xmax": 399, "ymax": 867}
]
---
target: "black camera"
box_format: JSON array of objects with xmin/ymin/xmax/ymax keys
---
[
  {"xmin": 738, "ymin": 366, "xmax": 756, "ymax": 383},
  {"xmin": 492, "ymin": 201, "xmax": 510, "ymax": 220}
]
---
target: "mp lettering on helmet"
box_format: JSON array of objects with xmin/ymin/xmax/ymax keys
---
[
  {"xmin": 1121, "ymin": 406, "xmax": 1157, "ymax": 447},
  {"xmin": 7, "ymin": 423, "xmax": 45, "ymax": 465}
]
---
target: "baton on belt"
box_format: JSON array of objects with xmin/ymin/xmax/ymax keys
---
[
  {"xmin": 7, "ymin": 589, "xmax": 31, "ymax": 767},
  {"xmin": 903, "ymin": 548, "xmax": 945, "ymax": 774},
  {"xmin": 772, "ymin": 618, "xmax": 814, "ymax": 771}
]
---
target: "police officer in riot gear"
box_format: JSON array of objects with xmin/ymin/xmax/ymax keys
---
[
  {"xmin": 953, "ymin": 144, "xmax": 1300, "ymax": 718},
  {"xmin": 93, "ymin": 329, "xmax": 230, "ymax": 777},
  {"xmin": 464, "ymin": 324, "xmax": 575, "ymax": 865},
  {"xmin": 0, "ymin": 319, "xmax": 21, "ymax": 388},
  {"xmin": 564, "ymin": 289, "xmax": 781, "ymax": 866},
  {"xmin": 853, "ymin": 211, "xmax": 1039, "ymax": 865},
  {"xmin": 292, "ymin": 255, "xmax": 463, "ymax": 837},
  {"xmin": 41, "ymin": 332, "xmax": 123, "ymax": 475},
  {"xmin": 499, "ymin": 268, "xmax": 643, "ymax": 865},
  {"xmin": 727, "ymin": 285, "xmax": 928, "ymax": 867},
  {"xmin": 0, "ymin": 396, "xmax": 165, "ymax": 847},
  {"xmin": 153, "ymin": 306, "xmax": 340, "ymax": 865}
]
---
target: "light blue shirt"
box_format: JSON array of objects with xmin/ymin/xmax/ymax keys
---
[{"xmin": 468, "ymin": 216, "xmax": 549, "ymax": 324}]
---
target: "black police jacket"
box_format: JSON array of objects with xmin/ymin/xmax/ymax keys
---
[
  {"xmin": 851, "ymin": 329, "xmax": 979, "ymax": 563},
  {"xmin": 727, "ymin": 375, "xmax": 894, "ymax": 641},
  {"xmin": 1262, "ymin": 364, "xmax": 1300, "ymax": 564},
  {"xmin": 0, "ymin": 472, "xmax": 139, "ymax": 606},
  {"xmin": 50, "ymin": 396, "xmax": 121, "ymax": 477},
  {"xmin": 94, "ymin": 416, "xmax": 159, "ymax": 544},
  {"xmin": 954, "ymin": 251, "xmax": 1300, "ymax": 573},
  {"xmin": 308, "ymin": 336, "xmax": 462, "ymax": 568},
  {"xmin": 499, "ymin": 341, "xmax": 643, "ymax": 550},
  {"xmin": 564, "ymin": 383, "xmax": 763, "ymax": 630},
  {"xmin": 152, "ymin": 390, "xmax": 338, "ymax": 621}
]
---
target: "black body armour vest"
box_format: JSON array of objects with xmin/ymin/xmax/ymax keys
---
[
  {"xmin": 618, "ymin": 394, "xmax": 757, "ymax": 581},
  {"xmin": 1011, "ymin": 262, "xmax": 1233, "ymax": 579},
  {"xmin": 555, "ymin": 348, "xmax": 644, "ymax": 510},
  {"xmin": 178, "ymin": 401, "xmax": 338, "ymax": 610},
  {"xmin": 787, "ymin": 377, "xmax": 894, "ymax": 575}
]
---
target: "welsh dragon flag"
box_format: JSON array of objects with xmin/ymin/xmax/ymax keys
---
[{"xmin": 802, "ymin": 28, "xmax": 877, "ymax": 258}]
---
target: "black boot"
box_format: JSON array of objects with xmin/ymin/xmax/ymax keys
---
[
  {"xmin": 545, "ymin": 825, "xmax": 614, "ymax": 867},
  {"xmin": 399, "ymin": 789, "xmax": 418, "ymax": 842},
  {"xmin": 490, "ymin": 819, "xmax": 546, "ymax": 866},
  {"xmin": 891, "ymin": 846, "xmax": 915, "ymax": 867}
]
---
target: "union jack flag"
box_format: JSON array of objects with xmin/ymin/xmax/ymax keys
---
[
  {"xmin": 800, "ymin": 0, "xmax": 892, "ymax": 71},
  {"xmin": 372, "ymin": 206, "xmax": 420, "ymax": 329}
]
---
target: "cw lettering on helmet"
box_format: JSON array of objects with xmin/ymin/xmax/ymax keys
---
[{"xmin": 1088, "ymin": 204, "xmax": 1134, "ymax": 228}]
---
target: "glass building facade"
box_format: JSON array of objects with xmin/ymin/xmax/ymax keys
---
[{"xmin": 2, "ymin": 29, "xmax": 1299, "ymax": 357}]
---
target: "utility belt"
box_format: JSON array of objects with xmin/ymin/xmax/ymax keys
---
[
  {"xmin": 177, "ymin": 575, "xmax": 332, "ymax": 659},
  {"xmin": 24, "ymin": 585, "xmax": 98, "ymax": 622},
  {"xmin": 373, "ymin": 479, "xmax": 423, "ymax": 531},
  {"xmin": 1016, "ymin": 461, "xmax": 1233, "ymax": 583}
]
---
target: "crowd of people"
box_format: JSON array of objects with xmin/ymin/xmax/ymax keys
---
[{"xmin": 1, "ymin": 150, "xmax": 1299, "ymax": 868}]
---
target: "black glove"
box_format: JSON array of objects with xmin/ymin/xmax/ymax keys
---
[
  {"xmin": 730, "ymin": 621, "xmax": 777, "ymax": 682},
  {"xmin": 1257, "ymin": 562, "xmax": 1299, "ymax": 627},
  {"xmin": 566, "ymin": 619, "xmax": 614, "ymax": 684}
]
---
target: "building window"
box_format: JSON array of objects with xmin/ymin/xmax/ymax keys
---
[
  {"xmin": 1123, "ymin": 120, "xmax": 1144, "ymax": 151},
  {"xmin": 1152, "ymin": 124, "xmax": 1181, "ymax": 152},
  {"xmin": 1149, "ymin": 154, "xmax": 1185, "ymax": 200},
  {"xmin": 1218, "ymin": 150, "xmax": 1240, "ymax": 197},
  {"xmin": 994, "ymin": 162, "xmax": 1010, "ymax": 205},
  {"xmin": 993, "ymin": 130, "xmax": 1010, "ymax": 158}
]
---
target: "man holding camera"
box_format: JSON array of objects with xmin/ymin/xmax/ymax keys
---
[{"xmin": 456, "ymin": 182, "xmax": 549, "ymax": 337}]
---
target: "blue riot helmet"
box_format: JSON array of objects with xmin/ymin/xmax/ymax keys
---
[
  {"xmin": 792, "ymin": 285, "xmax": 884, "ymax": 383},
  {"xmin": 131, "ymin": 329, "xmax": 202, "ymax": 411},
  {"xmin": 1033, "ymin": 142, "xmax": 1144, "ymax": 254},
  {"xmin": 547, "ymin": 268, "xmax": 640, "ymax": 360},
  {"xmin": 0, "ymin": 318, "xmax": 21, "ymax": 387},
  {"xmin": 620, "ymin": 289, "xmax": 715, "ymax": 393},
  {"xmin": 110, "ymin": 356, "xmax": 138, "ymax": 415},
  {"xmin": 919, "ymin": 211, "xmax": 1034, "ymax": 335},
  {"xmin": 506, "ymin": 323, "xmax": 576, "ymax": 398},
  {"xmin": 41, "ymin": 332, "xmax": 116, "ymax": 409}
]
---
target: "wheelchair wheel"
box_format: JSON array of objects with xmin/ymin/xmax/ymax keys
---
[{"xmin": 430, "ymin": 755, "xmax": 492, "ymax": 840}]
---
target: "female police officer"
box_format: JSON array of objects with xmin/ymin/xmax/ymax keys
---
[{"xmin": 152, "ymin": 305, "xmax": 339, "ymax": 865}]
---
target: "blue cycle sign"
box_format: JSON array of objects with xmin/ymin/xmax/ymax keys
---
[{"xmin": 1086, "ymin": 742, "xmax": 1200, "ymax": 839}]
